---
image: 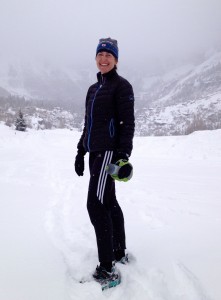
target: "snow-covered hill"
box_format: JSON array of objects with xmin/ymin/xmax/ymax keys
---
[
  {"xmin": 0, "ymin": 123, "xmax": 221, "ymax": 300},
  {"xmin": 0, "ymin": 60, "xmax": 93, "ymax": 101},
  {"xmin": 136, "ymin": 91, "xmax": 221, "ymax": 135},
  {"xmin": 136, "ymin": 52, "xmax": 221, "ymax": 135},
  {"xmin": 138, "ymin": 52, "xmax": 221, "ymax": 105}
]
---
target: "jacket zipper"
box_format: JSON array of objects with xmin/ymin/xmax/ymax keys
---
[
  {"xmin": 109, "ymin": 118, "xmax": 115, "ymax": 138},
  {"xmin": 87, "ymin": 77, "xmax": 105, "ymax": 151}
]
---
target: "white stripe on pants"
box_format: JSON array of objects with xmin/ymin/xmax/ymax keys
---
[{"xmin": 97, "ymin": 151, "xmax": 113, "ymax": 203}]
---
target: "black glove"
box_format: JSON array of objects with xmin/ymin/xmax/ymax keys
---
[
  {"xmin": 75, "ymin": 153, "xmax": 85, "ymax": 176},
  {"xmin": 115, "ymin": 151, "xmax": 129, "ymax": 162}
]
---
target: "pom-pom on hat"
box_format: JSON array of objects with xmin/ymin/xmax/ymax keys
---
[{"xmin": 96, "ymin": 37, "xmax": 119, "ymax": 60}]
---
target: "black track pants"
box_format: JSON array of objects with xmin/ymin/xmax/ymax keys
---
[{"xmin": 87, "ymin": 151, "xmax": 126, "ymax": 263}]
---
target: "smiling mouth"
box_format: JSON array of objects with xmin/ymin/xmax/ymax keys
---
[{"xmin": 100, "ymin": 63, "xmax": 108, "ymax": 66}]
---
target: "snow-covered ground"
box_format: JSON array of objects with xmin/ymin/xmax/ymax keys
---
[{"xmin": 0, "ymin": 123, "xmax": 221, "ymax": 300}]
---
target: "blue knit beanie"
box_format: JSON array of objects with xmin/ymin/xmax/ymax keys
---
[{"xmin": 96, "ymin": 38, "xmax": 119, "ymax": 60}]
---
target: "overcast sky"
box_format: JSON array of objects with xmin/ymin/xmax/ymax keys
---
[{"xmin": 1, "ymin": 0, "xmax": 221, "ymax": 70}]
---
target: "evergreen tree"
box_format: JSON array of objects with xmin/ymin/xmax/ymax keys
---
[{"xmin": 15, "ymin": 110, "xmax": 27, "ymax": 131}]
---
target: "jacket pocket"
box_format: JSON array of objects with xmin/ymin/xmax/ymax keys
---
[{"xmin": 109, "ymin": 118, "xmax": 115, "ymax": 138}]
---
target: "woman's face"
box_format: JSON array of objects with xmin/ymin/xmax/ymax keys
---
[{"xmin": 96, "ymin": 51, "xmax": 117, "ymax": 74}]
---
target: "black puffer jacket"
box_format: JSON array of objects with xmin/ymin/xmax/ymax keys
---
[{"xmin": 77, "ymin": 68, "xmax": 135, "ymax": 156}]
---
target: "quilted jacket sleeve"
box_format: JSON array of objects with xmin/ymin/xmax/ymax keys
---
[
  {"xmin": 76, "ymin": 90, "xmax": 90, "ymax": 155},
  {"xmin": 115, "ymin": 78, "xmax": 135, "ymax": 156}
]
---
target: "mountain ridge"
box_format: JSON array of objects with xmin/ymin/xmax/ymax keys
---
[{"xmin": 0, "ymin": 51, "xmax": 221, "ymax": 135}]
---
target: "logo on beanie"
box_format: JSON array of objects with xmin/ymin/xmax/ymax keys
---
[{"xmin": 101, "ymin": 44, "xmax": 107, "ymax": 47}]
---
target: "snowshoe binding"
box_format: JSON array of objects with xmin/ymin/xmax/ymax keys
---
[{"xmin": 93, "ymin": 265, "xmax": 121, "ymax": 291}]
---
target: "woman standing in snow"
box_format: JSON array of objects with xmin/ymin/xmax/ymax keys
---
[{"xmin": 75, "ymin": 37, "xmax": 135, "ymax": 285}]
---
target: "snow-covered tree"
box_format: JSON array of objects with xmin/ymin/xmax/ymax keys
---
[{"xmin": 15, "ymin": 110, "xmax": 27, "ymax": 131}]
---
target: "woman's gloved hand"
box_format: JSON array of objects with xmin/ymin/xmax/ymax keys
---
[
  {"xmin": 115, "ymin": 151, "xmax": 129, "ymax": 162},
  {"xmin": 75, "ymin": 152, "xmax": 85, "ymax": 176}
]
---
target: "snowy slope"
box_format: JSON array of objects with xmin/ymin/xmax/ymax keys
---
[
  {"xmin": 139, "ymin": 52, "xmax": 221, "ymax": 105},
  {"xmin": 135, "ymin": 52, "xmax": 221, "ymax": 135},
  {"xmin": 0, "ymin": 60, "xmax": 92, "ymax": 101},
  {"xmin": 0, "ymin": 124, "xmax": 221, "ymax": 300},
  {"xmin": 136, "ymin": 91, "xmax": 221, "ymax": 136}
]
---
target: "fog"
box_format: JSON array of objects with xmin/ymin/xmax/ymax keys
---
[{"xmin": 1, "ymin": 0, "xmax": 221, "ymax": 72}]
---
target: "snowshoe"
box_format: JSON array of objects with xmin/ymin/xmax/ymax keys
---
[{"xmin": 93, "ymin": 265, "xmax": 121, "ymax": 290}]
